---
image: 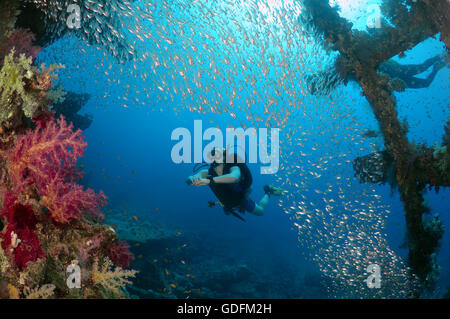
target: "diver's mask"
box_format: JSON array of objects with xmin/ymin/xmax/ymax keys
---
[{"xmin": 209, "ymin": 147, "xmax": 226, "ymax": 168}]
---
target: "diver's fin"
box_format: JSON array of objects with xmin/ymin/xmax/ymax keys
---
[
  {"xmin": 207, "ymin": 201, "xmax": 216, "ymax": 208},
  {"xmin": 230, "ymin": 211, "xmax": 247, "ymax": 222},
  {"xmin": 208, "ymin": 201, "xmax": 224, "ymax": 208}
]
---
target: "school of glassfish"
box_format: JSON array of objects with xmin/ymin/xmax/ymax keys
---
[{"xmin": 34, "ymin": 0, "xmax": 449, "ymax": 298}]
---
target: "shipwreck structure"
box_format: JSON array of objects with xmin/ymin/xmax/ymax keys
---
[{"xmin": 301, "ymin": 0, "xmax": 449, "ymax": 288}]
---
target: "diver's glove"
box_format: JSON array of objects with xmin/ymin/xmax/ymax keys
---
[{"xmin": 264, "ymin": 185, "xmax": 286, "ymax": 197}]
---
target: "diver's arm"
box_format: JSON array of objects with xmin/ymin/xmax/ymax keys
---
[
  {"xmin": 193, "ymin": 169, "xmax": 208, "ymax": 179},
  {"xmin": 212, "ymin": 166, "xmax": 241, "ymax": 184},
  {"xmin": 188, "ymin": 169, "xmax": 208, "ymax": 186}
]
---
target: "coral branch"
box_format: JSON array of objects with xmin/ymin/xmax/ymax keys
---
[
  {"xmin": 4, "ymin": 115, "xmax": 105, "ymax": 223},
  {"xmin": 6, "ymin": 115, "xmax": 86, "ymax": 191},
  {"xmin": 40, "ymin": 175, "xmax": 106, "ymax": 224},
  {"xmin": 0, "ymin": 28, "xmax": 41, "ymax": 62},
  {"xmin": 106, "ymin": 241, "xmax": 134, "ymax": 269},
  {"xmin": 0, "ymin": 192, "xmax": 44, "ymax": 270},
  {"xmin": 91, "ymin": 257, "xmax": 138, "ymax": 295}
]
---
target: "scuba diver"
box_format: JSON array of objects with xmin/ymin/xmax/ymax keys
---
[
  {"xmin": 306, "ymin": 54, "xmax": 447, "ymax": 95},
  {"xmin": 186, "ymin": 147, "xmax": 285, "ymax": 221},
  {"xmin": 377, "ymin": 54, "xmax": 447, "ymax": 90}
]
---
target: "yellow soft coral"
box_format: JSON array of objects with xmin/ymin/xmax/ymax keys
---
[
  {"xmin": 46, "ymin": 84, "xmax": 67, "ymax": 104},
  {"xmin": 0, "ymin": 48, "xmax": 39, "ymax": 126},
  {"xmin": 7, "ymin": 283, "xmax": 20, "ymax": 299},
  {"xmin": 24, "ymin": 284, "xmax": 56, "ymax": 299},
  {"xmin": 91, "ymin": 257, "xmax": 137, "ymax": 295},
  {"xmin": 0, "ymin": 239, "xmax": 10, "ymax": 273}
]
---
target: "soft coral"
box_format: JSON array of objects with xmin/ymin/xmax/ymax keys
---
[
  {"xmin": 6, "ymin": 115, "xmax": 86, "ymax": 191},
  {"xmin": 5, "ymin": 115, "xmax": 105, "ymax": 223},
  {"xmin": 41, "ymin": 174, "xmax": 106, "ymax": 224},
  {"xmin": 0, "ymin": 28, "xmax": 41, "ymax": 63},
  {"xmin": 106, "ymin": 241, "xmax": 134, "ymax": 268},
  {"xmin": 0, "ymin": 192, "xmax": 44, "ymax": 270}
]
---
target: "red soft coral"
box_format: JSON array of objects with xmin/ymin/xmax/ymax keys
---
[
  {"xmin": 5, "ymin": 115, "xmax": 106, "ymax": 223},
  {"xmin": 107, "ymin": 241, "xmax": 134, "ymax": 268},
  {"xmin": 0, "ymin": 28, "xmax": 41, "ymax": 62},
  {"xmin": 41, "ymin": 174, "xmax": 106, "ymax": 224},
  {"xmin": 0, "ymin": 192, "xmax": 45, "ymax": 270},
  {"xmin": 6, "ymin": 115, "xmax": 86, "ymax": 191}
]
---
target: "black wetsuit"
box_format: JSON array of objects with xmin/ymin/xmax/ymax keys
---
[
  {"xmin": 307, "ymin": 55, "xmax": 445, "ymax": 95},
  {"xmin": 207, "ymin": 160, "xmax": 254, "ymax": 213}
]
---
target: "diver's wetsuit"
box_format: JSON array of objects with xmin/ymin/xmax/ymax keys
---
[
  {"xmin": 378, "ymin": 55, "xmax": 444, "ymax": 89},
  {"xmin": 207, "ymin": 160, "xmax": 255, "ymax": 214},
  {"xmin": 306, "ymin": 55, "xmax": 445, "ymax": 95}
]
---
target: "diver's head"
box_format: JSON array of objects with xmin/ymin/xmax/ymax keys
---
[{"xmin": 208, "ymin": 147, "xmax": 227, "ymax": 168}]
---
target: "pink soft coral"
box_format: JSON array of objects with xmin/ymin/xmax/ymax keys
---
[
  {"xmin": 0, "ymin": 28, "xmax": 41, "ymax": 62},
  {"xmin": 40, "ymin": 174, "xmax": 106, "ymax": 224},
  {"xmin": 5, "ymin": 115, "xmax": 106, "ymax": 223},
  {"xmin": 7, "ymin": 115, "xmax": 86, "ymax": 191},
  {"xmin": 0, "ymin": 192, "xmax": 45, "ymax": 270},
  {"xmin": 107, "ymin": 241, "xmax": 134, "ymax": 268},
  {"xmin": 77, "ymin": 235, "xmax": 103, "ymax": 263}
]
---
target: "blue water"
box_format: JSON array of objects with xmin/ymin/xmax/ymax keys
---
[{"xmin": 36, "ymin": 0, "xmax": 449, "ymax": 298}]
